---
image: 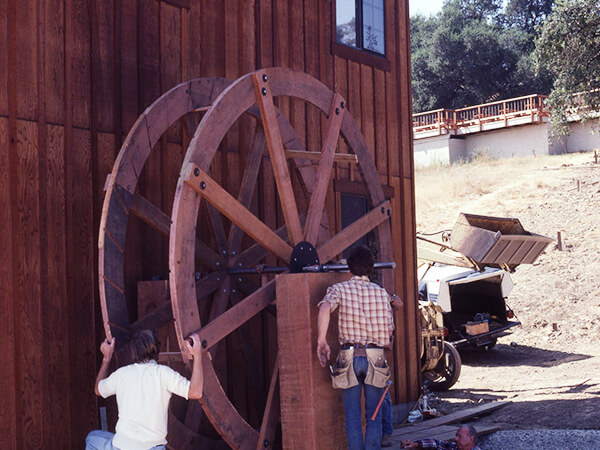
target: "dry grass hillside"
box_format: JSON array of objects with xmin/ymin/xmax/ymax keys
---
[{"xmin": 414, "ymin": 150, "xmax": 600, "ymax": 430}]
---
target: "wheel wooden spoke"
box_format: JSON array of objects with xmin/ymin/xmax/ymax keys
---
[
  {"xmin": 206, "ymin": 278, "xmax": 231, "ymax": 360},
  {"xmin": 228, "ymin": 125, "xmax": 266, "ymax": 254},
  {"xmin": 195, "ymin": 271, "xmax": 225, "ymax": 301},
  {"xmin": 192, "ymin": 280, "xmax": 275, "ymax": 349},
  {"xmin": 130, "ymin": 302, "xmax": 173, "ymax": 333},
  {"xmin": 234, "ymin": 218, "xmax": 298, "ymax": 268},
  {"xmin": 304, "ymin": 93, "xmax": 345, "ymax": 245},
  {"xmin": 257, "ymin": 353, "xmax": 280, "ymax": 450},
  {"xmin": 207, "ymin": 203, "xmax": 229, "ymax": 255},
  {"xmin": 208, "ymin": 278, "xmax": 231, "ymax": 322},
  {"xmin": 130, "ymin": 192, "xmax": 223, "ymax": 270},
  {"xmin": 184, "ymin": 164, "xmax": 293, "ymax": 263},
  {"xmin": 318, "ymin": 200, "xmax": 392, "ymax": 263},
  {"xmin": 252, "ymin": 72, "xmax": 303, "ymax": 246}
]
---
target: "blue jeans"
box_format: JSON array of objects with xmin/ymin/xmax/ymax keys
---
[
  {"xmin": 85, "ymin": 430, "xmax": 166, "ymax": 450},
  {"xmin": 342, "ymin": 356, "xmax": 385, "ymax": 450},
  {"xmin": 382, "ymin": 390, "xmax": 393, "ymax": 436}
]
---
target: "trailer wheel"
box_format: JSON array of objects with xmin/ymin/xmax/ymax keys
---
[{"xmin": 423, "ymin": 342, "xmax": 461, "ymax": 391}]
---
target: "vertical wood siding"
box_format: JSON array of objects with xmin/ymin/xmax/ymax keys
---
[{"xmin": 0, "ymin": 0, "xmax": 417, "ymax": 445}]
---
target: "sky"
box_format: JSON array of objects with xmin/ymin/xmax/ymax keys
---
[{"xmin": 409, "ymin": 0, "xmax": 445, "ymax": 17}]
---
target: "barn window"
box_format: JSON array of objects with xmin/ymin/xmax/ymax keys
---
[{"xmin": 335, "ymin": 0, "xmax": 385, "ymax": 56}]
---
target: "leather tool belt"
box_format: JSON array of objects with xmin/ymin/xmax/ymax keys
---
[{"xmin": 331, "ymin": 346, "xmax": 391, "ymax": 389}]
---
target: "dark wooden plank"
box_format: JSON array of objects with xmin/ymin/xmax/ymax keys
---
[
  {"xmin": 43, "ymin": 125, "xmax": 72, "ymax": 447},
  {"xmin": 71, "ymin": 0, "xmax": 91, "ymax": 130},
  {"xmin": 252, "ymin": 72, "xmax": 303, "ymax": 246},
  {"xmin": 396, "ymin": 0, "xmax": 414, "ymax": 181},
  {"xmin": 333, "ymin": 56, "xmax": 350, "ymax": 181},
  {"xmin": 119, "ymin": 0, "xmax": 138, "ymax": 133},
  {"xmin": 200, "ymin": 0, "xmax": 225, "ymax": 77},
  {"xmin": 14, "ymin": 120, "xmax": 43, "ymax": 448},
  {"xmin": 184, "ymin": 164, "xmax": 293, "ymax": 263},
  {"xmin": 0, "ymin": 118, "xmax": 16, "ymax": 449},
  {"xmin": 390, "ymin": 177, "xmax": 408, "ymax": 401},
  {"xmin": 14, "ymin": 0, "xmax": 37, "ymax": 120},
  {"xmin": 7, "ymin": 22, "xmax": 18, "ymax": 450},
  {"xmin": 92, "ymin": 0, "xmax": 115, "ymax": 132},
  {"xmin": 67, "ymin": 128, "xmax": 97, "ymax": 440},
  {"xmin": 374, "ymin": 68, "xmax": 388, "ymax": 181},
  {"xmin": 360, "ymin": 64, "xmax": 376, "ymax": 166},
  {"xmin": 0, "ymin": 1, "xmax": 7, "ymax": 116},
  {"xmin": 318, "ymin": 200, "xmax": 392, "ymax": 263},
  {"xmin": 35, "ymin": 4, "xmax": 54, "ymax": 444},
  {"xmin": 239, "ymin": 0, "xmax": 256, "ymax": 75},
  {"xmin": 256, "ymin": 0, "xmax": 273, "ymax": 69},
  {"xmin": 402, "ymin": 176, "xmax": 419, "ymax": 400},
  {"xmin": 347, "ymin": 60, "xmax": 361, "ymax": 181},
  {"xmin": 44, "ymin": 0, "xmax": 65, "ymax": 125},
  {"xmin": 160, "ymin": 2, "xmax": 182, "ymax": 143}
]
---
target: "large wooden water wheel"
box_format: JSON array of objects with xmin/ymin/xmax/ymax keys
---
[{"xmin": 99, "ymin": 67, "xmax": 394, "ymax": 449}]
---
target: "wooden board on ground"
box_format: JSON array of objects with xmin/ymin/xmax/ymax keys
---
[
  {"xmin": 391, "ymin": 401, "xmax": 509, "ymax": 445},
  {"xmin": 393, "ymin": 401, "xmax": 510, "ymax": 437},
  {"xmin": 391, "ymin": 423, "xmax": 500, "ymax": 444}
]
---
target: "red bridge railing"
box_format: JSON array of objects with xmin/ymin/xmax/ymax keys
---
[{"xmin": 413, "ymin": 94, "xmax": 549, "ymax": 136}]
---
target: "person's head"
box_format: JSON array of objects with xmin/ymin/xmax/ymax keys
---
[
  {"xmin": 455, "ymin": 425, "xmax": 476, "ymax": 450},
  {"xmin": 347, "ymin": 245, "xmax": 374, "ymax": 276},
  {"xmin": 129, "ymin": 329, "xmax": 160, "ymax": 363}
]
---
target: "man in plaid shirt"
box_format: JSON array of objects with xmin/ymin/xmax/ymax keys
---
[
  {"xmin": 317, "ymin": 245, "xmax": 397, "ymax": 450},
  {"xmin": 401, "ymin": 425, "xmax": 480, "ymax": 449}
]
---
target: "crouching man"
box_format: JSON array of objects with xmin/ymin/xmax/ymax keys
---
[
  {"xmin": 317, "ymin": 246, "xmax": 395, "ymax": 450},
  {"xmin": 86, "ymin": 329, "xmax": 204, "ymax": 450}
]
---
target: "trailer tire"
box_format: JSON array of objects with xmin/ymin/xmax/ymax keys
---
[{"xmin": 423, "ymin": 342, "xmax": 461, "ymax": 391}]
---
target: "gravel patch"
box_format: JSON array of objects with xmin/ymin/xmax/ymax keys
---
[{"xmin": 479, "ymin": 430, "xmax": 600, "ymax": 450}]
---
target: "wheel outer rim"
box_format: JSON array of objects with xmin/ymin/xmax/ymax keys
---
[
  {"xmin": 170, "ymin": 67, "xmax": 394, "ymax": 449},
  {"xmin": 98, "ymin": 77, "xmax": 231, "ymax": 345}
]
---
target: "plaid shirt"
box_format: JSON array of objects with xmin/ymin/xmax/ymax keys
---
[
  {"xmin": 416, "ymin": 439, "xmax": 481, "ymax": 450},
  {"xmin": 318, "ymin": 275, "xmax": 394, "ymax": 347}
]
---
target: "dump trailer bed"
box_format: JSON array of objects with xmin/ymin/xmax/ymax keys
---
[{"xmin": 450, "ymin": 213, "xmax": 553, "ymax": 270}]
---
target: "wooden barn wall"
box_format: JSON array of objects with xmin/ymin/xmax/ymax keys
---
[{"xmin": 0, "ymin": 0, "xmax": 418, "ymax": 447}]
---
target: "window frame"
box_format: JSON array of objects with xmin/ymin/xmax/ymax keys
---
[{"xmin": 331, "ymin": 0, "xmax": 391, "ymax": 71}]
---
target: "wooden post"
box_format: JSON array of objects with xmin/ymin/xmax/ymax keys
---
[
  {"xmin": 557, "ymin": 231, "xmax": 563, "ymax": 251},
  {"xmin": 276, "ymin": 273, "xmax": 350, "ymax": 450},
  {"xmin": 577, "ymin": 179, "xmax": 581, "ymax": 192}
]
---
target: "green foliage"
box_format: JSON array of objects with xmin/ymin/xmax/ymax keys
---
[
  {"xmin": 534, "ymin": 0, "xmax": 600, "ymax": 133},
  {"xmin": 411, "ymin": 0, "xmax": 555, "ymax": 113}
]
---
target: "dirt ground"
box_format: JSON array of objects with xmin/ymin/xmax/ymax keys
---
[{"xmin": 414, "ymin": 151, "xmax": 600, "ymax": 430}]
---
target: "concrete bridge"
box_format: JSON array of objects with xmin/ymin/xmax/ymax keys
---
[{"xmin": 413, "ymin": 94, "xmax": 599, "ymax": 167}]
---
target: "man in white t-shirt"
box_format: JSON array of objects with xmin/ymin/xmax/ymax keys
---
[{"xmin": 86, "ymin": 329, "xmax": 204, "ymax": 450}]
